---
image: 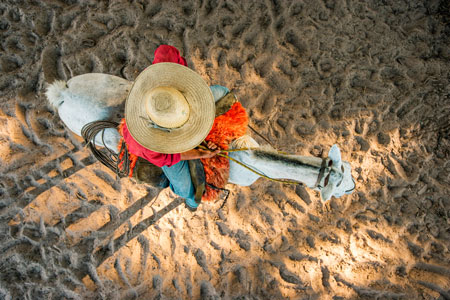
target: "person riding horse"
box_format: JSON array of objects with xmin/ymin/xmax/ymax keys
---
[
  {"xmin": 46, "ymin": 45, "xmax": 356, "ymax": 208},
  {"xmin": 121, "ymin": 45, "xmax": 239, "ymax": 211}
]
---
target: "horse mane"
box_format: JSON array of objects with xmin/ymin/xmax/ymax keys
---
[
  {"xmin": 253, "ymin": 149, "xmax": 322, "ymax": 171},
  {"xmin": 230, "ymin": 135, "xmax": 322, "ymax": 170}
]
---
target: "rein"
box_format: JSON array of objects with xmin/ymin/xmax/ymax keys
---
[
  {"xmin": 198, "ymin": 145, "xmax": 331, "ymax": 188},
  {"xmin": 81, "ymin": 121, "xmax": 334, "ymax": 191},
  {"xmin": 312, "ymin": 158, "xmax": 332, "ymax": 189}
]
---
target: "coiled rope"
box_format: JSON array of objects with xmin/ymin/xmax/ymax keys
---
[{"xmin": 81, "ymin": 120, "xmax": 130, "ymax": 178}]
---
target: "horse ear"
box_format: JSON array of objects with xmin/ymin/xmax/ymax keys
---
[
  {"xmin": 321, "ymin": 182, "xmax": 335, "ymax": 201},
  {"xmin": 328, "ymin": 144, "xmax": 342, "ymax": 169}
]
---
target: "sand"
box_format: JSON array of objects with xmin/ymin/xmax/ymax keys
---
[{"xmin": 1, "ymin": 0, "xmax": 450, "ymax": 299}]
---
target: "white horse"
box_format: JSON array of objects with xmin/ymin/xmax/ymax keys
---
[{"xmin": 45, "ymin": 73, "xmax": 355, "ymax": 201}]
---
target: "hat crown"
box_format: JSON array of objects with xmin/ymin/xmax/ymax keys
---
[
  {"xmin": 125, "ymin": 62, "xmax": 215, "ymax": 154},
  {"xmin": 145, "ymin": 86, "xmax": 190, "ymax": 129}
]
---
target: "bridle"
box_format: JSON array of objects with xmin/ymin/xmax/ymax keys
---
[{"xmin": 313, "ymin": 158, "xmax": 354, "ymax": 193}]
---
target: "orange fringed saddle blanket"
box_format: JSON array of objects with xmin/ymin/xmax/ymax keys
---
[
  {"xmin": 117, "ymin": 101, "xmax": 248, "ymax": 201},
  {"xmin": 201, "ymin": 102, "xmax": 248, "ymax": 201},
  {"xmin": 117, "ymin": 120, "xmax": 139, "ymax": 177}
]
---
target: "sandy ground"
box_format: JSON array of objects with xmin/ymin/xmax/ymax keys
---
[{"xmin": 1, "ymin": 0, "xmax": 450, "ymax": 299}]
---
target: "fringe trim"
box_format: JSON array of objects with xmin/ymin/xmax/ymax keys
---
[
  {"xmin": 117, "ymin": 119, "xmax": 138, "ymax": 177},
  {"xmin": 201, "ymin": 102, "xmax": 248, "ymax": 201},
  {"xmin": 117, "ymin": 101, "xmax": 248, "ymax": 202}
]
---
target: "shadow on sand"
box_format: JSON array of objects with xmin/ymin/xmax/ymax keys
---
[{"xmin": 1, "ymin": 148, "xmax": 183, "ymax": 285}]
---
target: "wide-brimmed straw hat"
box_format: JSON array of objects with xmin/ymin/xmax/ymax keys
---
[{"xmin": 125, "ymin": 63, "xmax": 215, "ymax": 154}]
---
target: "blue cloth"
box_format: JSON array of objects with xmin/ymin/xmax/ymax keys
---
[
  {"xmin": 210, "ymin": 85, "xmax": 230, "ymax": 102},
  {"xmin": 162, "ymin": 160, "xmax": 197, "ymax": 208},
  {"xmin": 161, "ymin": 85, "xmax": 230, "ymax": 209}
]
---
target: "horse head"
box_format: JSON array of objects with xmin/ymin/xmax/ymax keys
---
[{"xmin": 320, "ymin": 145, "xmax": 356, "ymax": 201}]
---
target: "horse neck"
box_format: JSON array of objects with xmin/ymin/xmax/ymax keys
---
[{"xmin": 250, "ymin": 150, "xmax": 323, "ymax": 188}]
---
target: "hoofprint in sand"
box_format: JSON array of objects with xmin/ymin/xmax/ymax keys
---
[{"xmin": 1, "ymin": 1, "xmax": 449, "ymax": 299}]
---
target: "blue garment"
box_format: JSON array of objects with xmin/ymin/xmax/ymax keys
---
[
  {"xmin": 161, "ymin": 85, "xmax": 230, "ymax": 209},
  {"xmin": 162, "ymin": 161, "xmax": 197, "ymax": 208},
  {"xmin": 210, "ymin": 85, "xmax": 229, "ymax": 102}
]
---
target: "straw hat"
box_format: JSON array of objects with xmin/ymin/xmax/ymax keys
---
[{"xmin": 125, "ymin": 63, "xmax": 215, "ymax": 154}]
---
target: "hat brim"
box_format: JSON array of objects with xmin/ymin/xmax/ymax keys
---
[{"xmin": 125, "ymin": 63, "xmax": 215, "ymax": 154}]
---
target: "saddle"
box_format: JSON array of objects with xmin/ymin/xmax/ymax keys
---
[
  {"xmin": 83, "ymin": 92, "xmax": 239, "ymax": 203},
  {"xmin": 134, "ymin": 92, "xmax": 238, "ymax": 202}
]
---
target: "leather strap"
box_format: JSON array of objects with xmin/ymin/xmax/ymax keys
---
[
  {"xmin": 313, "ymin": 158, "xmax": 330, "ymax": 189},
  {"xmin": 188, "ymin": 159, "xmax": 206, "ymax": 204},
  {"xmin": 215, "ymin": 92, "xmax": 238, "ymax": 117}
]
